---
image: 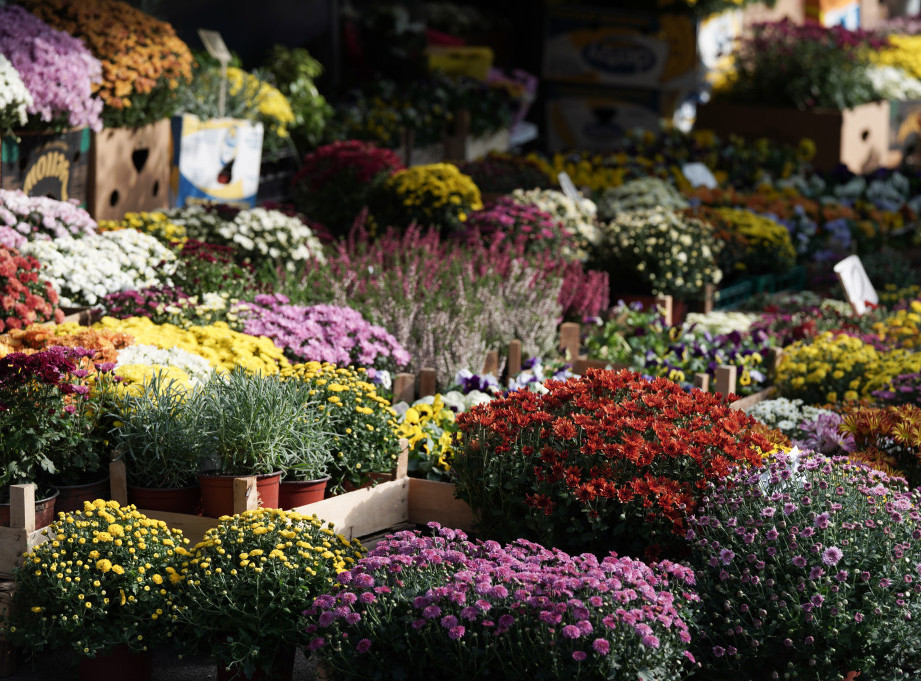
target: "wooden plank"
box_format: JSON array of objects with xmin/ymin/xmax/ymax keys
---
[
  {"xmin": 0, "ymin": 527, "xmax": 46, "ymax": 579},
  {"xmin": 714, "ymin": 365, "xmax": 738, "ymax": 396},
  {"xmin": 293, "ymin": 479, "xmax": 410, "ymax": 540},
  {"xmin": 394, "ymin": 442, "xmax": 409, "ymax": 481},
  {"xmin": 109, "ymin": 459, "xmax": 128, "ymax": 506},
  {"xmin": 392, "ymin": 373, "xmax": 415, "ymax": 404},
  {"xmin": 559, "ymin": 322, "xmax": 580, "ymax": 360},
  {"xmin": 573, "ymin": 357, "xmax": 628, "ymax": 375},
  {"xmin": 507, "ymin": 340, "xmax": 522, "ymax": 379},
  {"xmin": 142, "ymin": 510, "xmax": 218, "ymax": 547},
  {"xmin": 232, "ymin": 477, "xmax": 258, "ymax": 515},
  {"xmin": 0, "ymin": 581, "xmax": 16, "ymax": 675},
  {"xmin": 9, "ymin": 485, "xmax": 34, "ymax": 533},
  {"xmin": 482, "ymin": 351, "xmax": 499, "ymax": 376},
  {"xmin": 693, "ymin": 373, "xmax": 710, "ymax": 392},
  {"xmin": 702, "ymin": 284, "xmax": 715, "ymax": 314},
  {"xmin": 655, "ymin": 294, "xmax": 674, "ymax": 326},
  {"xmin": 418, "ymin": 368, "xmax": 436, "ymax": 398},
  {"xmin": 408, "ymin": 478, "xmax": 474, "ymax": 533},
  {"xmin": 730, "ymin": 386, "xmax": 776, "ymax": 412}
]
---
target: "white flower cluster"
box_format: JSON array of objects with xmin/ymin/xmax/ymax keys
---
[
  {"xmin": 116, "ymin": 343, "xmax": 214, "ymax": 387},
  {"xmin": 0, "ymin": 54, "xmax": 33, "ymax": 131},
  {"xmin": 21, "ymin": 229, "xmax": 176, "ymax": 306},
  {"xmin": 220, "ymin": 207, "xmax": 326, "ymax": 270},
  {"xmin": 510, "ymin": 188, "xmax": 600, "ymax": 256},
  {"xmin": 868, "ymin": 65, "xmax": 921, "ymax": 101},
  {"xmin": 684, "ymin": 310, "xmax": 760, "ymax": 336},
  {"xmin": 745, "ymin": 397, "xmax": 835, "ymax": 441}
]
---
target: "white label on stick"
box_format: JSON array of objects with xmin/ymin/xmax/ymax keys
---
[
  {"xmin": 682, "ymin": 162, "xmax": 718, "ymax": 189},
  {"xmin": 198, "ymin": 29, "xmax": 231, "ymax": 63},
  {"xmin": 558, "ymin": 172, "xmax": 581, "ymax": 202},
  {"xmin": 834, "ymin": 254, "xmax": 878, "ymax": 315}
]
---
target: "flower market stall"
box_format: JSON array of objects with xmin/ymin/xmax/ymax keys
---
[{"xmin": 5, "ymin": 4, "xmax": 921, "ymax": 681}]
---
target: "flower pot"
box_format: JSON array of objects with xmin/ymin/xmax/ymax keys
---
[
  {"xmin": 0, "ymin": 489, "xmax": 58, "ymax": 528},
  {"xmin": 278, "ymin": 476, "xmax": 330, "ymax": 510},
  {"xmin": 77, "ymin": 644, "xmax": 151, "ymax": 681},
  {"xmin": 198, "ymin": 471, "xmax": 282, "ymax": 518},
  {"xmin": 127, "ymin": 483, "xmax": 201, "ymax": 514},
  {"xmin": 52, "ymin": 475, "xmax": 111, "ymax": 514},
  {"xmin": 216, "ymin": 646, "xmax": 295, "ymax": 681}
]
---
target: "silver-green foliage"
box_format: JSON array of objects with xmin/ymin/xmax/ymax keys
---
[
  {"xmin": 110, "ymin": 371, "xmax": 205, "ymax": 489},
  {"xmin": 195, "ymin": 368, "xmax": 333, "ymax": 478}
]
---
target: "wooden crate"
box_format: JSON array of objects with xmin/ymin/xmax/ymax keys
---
[
  {"xmin": 0, "ymin": 486, "xmax": 53, "ymax": 579},
  {"xmin": 0, "ymin": 580, "xmax": 16, "ymax": 677}
]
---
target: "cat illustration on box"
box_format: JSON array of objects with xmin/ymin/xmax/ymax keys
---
[{"xmin": 216, "ymin": 125, "xmax": 239, "ymax": 185}]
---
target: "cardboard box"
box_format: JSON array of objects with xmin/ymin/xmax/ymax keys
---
[
  {"xmin": 0, "ymin": 128, "xmax": 90, "ymax": 206},
  {"xmin": 544, "ymin": 81, "xmax": 688, "ymax": 152},
  {"xmin": 88, "ymin": 119, "xmax": 171, "ymax": 220},
  {"xmin": 695, "ymin": 100, "xmax": 890, "ymax": 172},
  {"xmin": 543, "ymin": 5, "xmax": 699, "ymax": 90},
  {"xmin": 805, "ymin": 0, "xmax": 861, "ymax": 27},
  {"xmin": 170, "ymin": 115, "xmax": 264, "ymax": 209}
]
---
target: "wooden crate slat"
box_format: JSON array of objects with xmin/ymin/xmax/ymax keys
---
[
  {"xmin": 142, "ymin": 510, "xmax": 219, "ymax": 548},
  {"xmin": 294, "ymin": 479, "xmax": 410, "ymax": 540},
  {"xmin": 408, "ymin": 478, "xmax": 473, "ymax": 533},
  {"xmin": 730, "ymin": 386, "xmax": 776, "ymax": 412}
]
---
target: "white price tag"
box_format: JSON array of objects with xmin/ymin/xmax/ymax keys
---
[
  {"xmin": 681, "ymin": 162, "xmax": 718, "ymax": 189},
  {"xmin": 834, "ymin": 254, "xmax": 878, "ymax": 315},
  {"xmin": 198, "ymin": 29, "xmax": 231, "ymax": 63}
]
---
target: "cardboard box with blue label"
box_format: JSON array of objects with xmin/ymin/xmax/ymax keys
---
[
  {"xmin": 542, "ymin": 6, "xmax": 699, "ymax": 91},
  {"xmin": 170, "ymin": 115, "xmax": 264, "ymax": 208}
]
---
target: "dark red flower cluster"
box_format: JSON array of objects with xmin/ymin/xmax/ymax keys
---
[
  {"xmin": 294, "ymin": 140, "xmax": 405, "ymax": 193},
  {"xmin": 0, "ymin": 247, "xmax": 63, "ymax": 333},
  {"xmin": 455, "ymin": 368, "xmax": 771, "ymax": 557}
]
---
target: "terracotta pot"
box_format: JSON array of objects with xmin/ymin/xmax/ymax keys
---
[
  {"xmin": 77, "ymin": 644, "xmax": 151, "ymax": 681},
  {"xmin": 216, "ymin": 646, "xmax": 295, "ymax": 681},
  {"xmin": 127, "ymin": 483, "xmax": 201, "ymax": 514},
  {"xmin": 0, "ymin": 489, "xmax": 58, "ymax": 528},
  {"xmin": 278, "ymin": 476, "xmax": 329, "ymax": 510},
  {"xmin": 52, "ymin": 475, "xmax": 111, "ymax": 514},
  {"xmin": 198, "ymin": 471, "xmax": 281, "ymax": 518}
]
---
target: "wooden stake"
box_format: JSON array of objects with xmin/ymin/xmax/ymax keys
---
[
  {"xmin": 109, "ymin": 458, "xmax": 128, "ymax": 506},
  {"xmin": 693, "ymin": 373, "xmax": 710, "ymax": 392},
  {"xmin": 10, "ymin": 484, "xmax": 35, "ymax": 532},
  {"xmin": 418, "ymin": 368, "xmax": 436, "ymax": 398},
  {"xmin": 702, "ymin": 284, "xmax": 715, "ymax": 314},
  {"xmin": 714, "ymin": 365, "xmax": 738, "ymax": 396},
  {"xmin": 395, "ymin": 439, "xmax": 409, "ymax": 480},
  {"xmin": 232, "ymin": 477, "xmax": 259, "ymax": 515},
  {"xmin": 507, "ymin": 339, "xmax": 522, "ymax": 379},
  {"xmin": 482, "ymin": 351, "xmax": 499, "ymax": 376},
  {"xmin": 559, "ymin": 322, "xmax": 580, "ymax": 360},
  {"xmin": 392, "ymin": 373, "xmax": 415, "ymax": 404},
  {"xmin": 655, "ymin": 294, "xmax": 674, "ymax": 326}
]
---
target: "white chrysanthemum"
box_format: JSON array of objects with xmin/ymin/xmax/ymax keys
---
[
  {"xmin": 0, "ymin": 54, "xmax": 33, "ymax": 130},
  {"xmin": 21, "ymin": 229, "xmax": 176, "ymax": 306}
]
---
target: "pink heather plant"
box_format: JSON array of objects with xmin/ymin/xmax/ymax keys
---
[
  {"xmin": 235, "ymin": 294, "xmax": 410, "ymax": 372},
  {"xmin": 0, "ymin": 6, "xmax": 104, "ymax": 132},
  {"xmin": 0, "ymin": 190, "xmax": 98, "ymax": 243},
  {"xmin": 460, "ymin": 196, "xmax": 580, "ymax": 260},
  {"xmin": 306, "ymin": 523, "xmax": 699, "ymax": 681},
  {"xmin": 688, "ymin": 451, "xmax": 921, "ymax": 679}
]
